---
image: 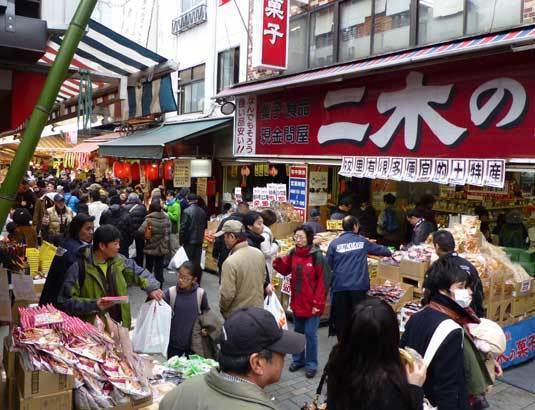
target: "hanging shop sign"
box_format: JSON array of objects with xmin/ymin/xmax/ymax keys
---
[
  {"xmin": 173, "ymin": 160, "xmax": 191, "ymax": 188},
  {"xmin": 289, "ymin": 165, "xmax": 308, "ymax": 221},
  {"xmin": 339, "ymin": 157, "xmax": 506, "ymax": 189},
  {"xmin": 252, "ymin": 0, "xmax": 289, "ymax": 70},
  {"xmin": 235, "ymin": 96, "xmax": 257, "ymax": 156},
  {"xmin": 234, "ymin": 53, "xmax": 535, "ymax": 160},
  {"xmin": 309, "ymin": 171, "xmax": 329, "ymax": 206}
]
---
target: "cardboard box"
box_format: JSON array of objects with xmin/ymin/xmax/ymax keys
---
[
  {"xmin": 507, "ymin": 279, "xmax": 533, "ymax": 298},
  {"xmin": 400, "ymin": 275, "xmax": 425, "ymax": 291},
  {"xmin": 3, "ymin": 338, "xmax": 17, "ymax": 379},
  {"xmin": 17, "ymin": 389, "xmax": 72, "ymax": 410},
  {"xmin": 399, "ymin": 260, "xmax": 429, "ymax": 280},
  {"xmin": 16, "ymin": 356, "xmax": 73, "ymax": 399},
  {"xmin": 270, "ymin": 222, "xmax": 301, "ymax": 240},
  {"xmin": 377, "ymin": 263, "xmax": 400, "ymax": 283},
  {"xmin": 526, "ymin": 292, "xmax": 535, "ymax": 312},
  {"xmin": 510, "ymin": 296, "xmax": 526, "ymax": 317},
  {"xmin": 370, "ymin": 278, "xmax": 414, "ymax": 312},
  {"xmin": 7, "ymin": 377, "xmax": 16, "ymax": 410},
  {"xmin": 487, "ymin": 299, "xmax": 505, "ymax": 323},
  {"xmin": 112, "ymin": 394, "xmax": 152, "ymax": 410}
]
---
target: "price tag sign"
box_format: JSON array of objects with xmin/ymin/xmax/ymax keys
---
[
  {"xmin": 326, "ymin": 219, "xmax": 343, "ymax": 231},
  {"xmin": 281, "ymin": 276, "xmax": 292, "ymax": 296}
]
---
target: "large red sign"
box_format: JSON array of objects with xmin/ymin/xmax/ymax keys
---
[
  {"xmin": 252, "ymin": 0, "xmax": 289, "ymax": 70},
  {"xmin": 251, "ymin": 53, "xmax": 535, "ymax": 159}
]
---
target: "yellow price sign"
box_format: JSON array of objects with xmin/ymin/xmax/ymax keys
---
[{"xmin": 326, "ymin": 219, "xmax": 343, "ymax": 231}]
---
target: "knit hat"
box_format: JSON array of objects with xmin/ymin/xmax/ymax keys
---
[{"xmin": 128, "ymin": 193, "xmax": 141, "ymax": 203}]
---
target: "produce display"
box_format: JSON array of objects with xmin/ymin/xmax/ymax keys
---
[
  {"xmin": 12, "ymin": 305, "xmax": 151, "ymax": 409},
  {"xmin": 164, "ymin": 355, "xmax": 219, "ymax": 380},
  {"xmin": 368, "ymin": 282, "xmax": 408, "ymax": 305},
  {"xmin": 252, "ymin": 202, "xmax": 302, "ymax": 223}
]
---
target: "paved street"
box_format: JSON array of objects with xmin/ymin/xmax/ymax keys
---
[{"xmin": 130, "ymin": 270, "xmax": 535, "ymax": 410}]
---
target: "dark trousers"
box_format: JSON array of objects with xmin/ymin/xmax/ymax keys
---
[
  {"xmin": 167, "ymin": 346, "xmax": 194, "ymax": 359},
  {"xmin": 183, "ymin": 243, "xmax": 203, "ymax": 284},
  {"xmin": 331, "ymin": 290, "xmax": 368, "ymax": 339},
  {"xmin": 146, "ymin": 254, "xmax": 164, "ymax": 288},
  {"xmin": 135, "ymin": 236, "xmax": 145, "ymax": 267}
]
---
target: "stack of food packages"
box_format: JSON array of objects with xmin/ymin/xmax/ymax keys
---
[
  {"xmin": 12, "ymin": 304, "xmax": 152, "ymax": 408},
  {"xmin": 164, "ymin": 355, "xmax": 218, "ymax": 380},
  {"xmin": 314, "ymin": 231, "xmax": 341, "ymax": 254}
]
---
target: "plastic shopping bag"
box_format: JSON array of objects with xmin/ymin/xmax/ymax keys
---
[
  {"xmin": 200, "ymin": 249, "xmax": 206, "ymax": 270},
  {"xmin": 264, "ymin": 294, "xmax": 288, "ymax": 330},
  {"xmin": 132, "ymin": 300, "xmax": 172, "ymax": 357},
  {"xmin": 168, "ymin": 246, "xmax": 189, "ymax": 270}
]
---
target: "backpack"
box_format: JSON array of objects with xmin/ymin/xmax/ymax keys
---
[
  {"xmin": 383, "ymin": 207, "xmax": 399, "ymax": 233},
  {"xmin": 168, "ymin": 286, "xmax": 204, "ymax": 314}
]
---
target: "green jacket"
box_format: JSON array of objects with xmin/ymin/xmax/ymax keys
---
[
  {"xmin": 59, "ymin": 248, "xmax": 160, "ymax": 328},
  {"xmin": 165, "ymin": 199, "xmax": 181, "ymax": 232},
  {"xmin": 159, "ymin": 368, "xmax": 279, "ymax": 410}
]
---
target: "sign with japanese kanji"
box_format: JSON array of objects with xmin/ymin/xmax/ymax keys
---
[
  {"xmin": 289, "ymin": 165, "xmax": 308, "ymax": 221},
  {"xmin": 252, "ymin": 0, "xmax": 289, "ymax": 70},
  {"xmin": 248, "ymin": 53, "xmax": 535, "ymax": 160},
  {"xmin": 234, "ymin": 96, "xmax": 257, "ymax": 156},
  {"xmin": 339, "ymin": 157, "xmax": 506, "ymax": 189},
  {"xmin": 173, "ymin": 160, "xmax": 191, "ymax": 188},
  {"xmin": 498, "ymin": 316, "xmax": 535, "ymax": 369}
]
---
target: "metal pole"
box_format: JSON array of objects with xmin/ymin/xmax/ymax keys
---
[{"xmin": 0, "ymin": 0, "xmax": 98, "ymax": 229}]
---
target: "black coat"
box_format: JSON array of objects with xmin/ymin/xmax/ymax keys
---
[
  {"xmin": 212, "ymin": 214, "xmax": 244, "ymax": 271},
  {"xmin": 100, "ymin": 205, "xmax": 134, "ymax": 255},
  {"xmin": 180, "ymin": 203, "xmax": 207, "ymax": 245},
  {"xmin": 411, "ymin": 219, "xmax": 436, "ymax": 245},
  {"xmin": 123, "ymin": 201, "xmax": 147, "ymax": 231},
  {"xmin": 400, "ymin": 294, "xmax": 470, "ymax": 410}
]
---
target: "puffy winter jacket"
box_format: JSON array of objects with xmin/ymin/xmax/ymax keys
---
[
  {"xmin": 165, "ymin": 199, "xmax": 181, "ymax": 232},
  {"xmin": 273, "ymin": 246, "xmax": 326, "ymax": 317},
  {"xmin": 138, "ymin": 211, "xmax": 171, "ymax": 256},
  {"xmin": 180, "ymin": 204, "xmax": 207, "ymax": 245},
  {"xmin": 326, "ymin": 232, "xmax": 391, "ymax": 292},
  {"xmin": 63, "ymin": 193, "xmax": 79, "ymax": 214},
  {"xmin": 411, "ymin": 219, "xmax": 436, "ymax": 245},
  {"xmin": 99, "ymin": 205, "xmax": 134, "ymax": 255},
  {"xmin": 123, "ymin": 201, "xmax": 147, "ymax": 231}
]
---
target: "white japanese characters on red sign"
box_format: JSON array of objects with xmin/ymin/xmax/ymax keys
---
[
  {"xmin": 339, "ymin": 157, "xmax": 506, "ymax": 189},
  {"xmin": 234, "ymin": 96, "xmax": 257, "ymax": 156},
  {"xmin": 252, "ymin": 0, "xmax": 289, "ymax": 70}
]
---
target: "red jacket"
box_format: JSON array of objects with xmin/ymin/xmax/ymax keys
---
[{"xmin": 273, "ymin": 246, "xmax": 326, "ymax": 318}]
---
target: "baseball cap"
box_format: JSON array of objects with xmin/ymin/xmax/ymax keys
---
[
  {"xmin": 53, "ymin": 194, "xmax": 65, "ymax": 202},
  {"xmin": 220, "ymin": 307, "xmax": 305, "ymax": 356},
  {"xmin": 310, "ymin": 208, "xmax": 320, "ymax": 218},
  {"xmin": 214, "ymin": 220, "xmax": 244, "ymax": 237}
]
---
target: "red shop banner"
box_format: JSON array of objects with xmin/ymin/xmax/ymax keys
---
[
  {"xmin": 236, "ymin": 52, "xmax": 535, "ymax": 159},
  {"xmin": 252, "ymin": 0, "xmax": 289, "ymax": 70}
]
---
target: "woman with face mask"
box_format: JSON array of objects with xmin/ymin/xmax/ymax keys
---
[{"xmin": 400, "ymin": 256, "xmax": 493, "ymax": 410}]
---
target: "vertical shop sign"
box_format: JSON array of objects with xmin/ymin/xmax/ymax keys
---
[
  {"xmin": 377, "ymin": 157, "xmax": 391, "ymax": 180},
  {"xmin": 432, "ymin": 159, "xmax": 451, "ymax": 185},
  {"xmin": 173, "ymin": 160, "xmax": 191, "ymax": 188},
  {"xmin": 289, "ymin": 165, "xmax": 308, "ymax": 221},
  {"xmin": 234, "ymin": 96, "xmax": 257, "ymax": 156},
  {"xmin": 309, "ymin": 171, "xmax": 329, "ymax": 206},
  {"xmin": 417, "ymin": 159, "xmax": 434, "ymax": 182},
  {"xmin": 252, "ymin": 0, "xmax": 289, "ymax": 70},
  {"xmin": 467, "ymin": 160, "xmax": 485, "ymax": 187},
  {"xmin": 485, "ymin": 159, "xmax": 506, "ymax": 188},
  {"xmin": 197, "ymin": 177, "xmax": 208, "ymax": 200},
  {"xmin": 234, "ymin": 187, "xmax": 243, "ymax": 203},
  {"xmin": 450, "ymin": 159, "xmax": 468, "ymax": 185}
]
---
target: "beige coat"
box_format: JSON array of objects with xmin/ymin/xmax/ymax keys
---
[
  {"xmin": 46, "ymin": 206, "xmax": 73, "ymax": 236},
  {"xmin": 219, "ymin": 241, "xmax": 265, "ymax": 319}
]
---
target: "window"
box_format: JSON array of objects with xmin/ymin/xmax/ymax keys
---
[
  {"xmin": 178, "ymin": 64, "xmax": 205, "ymax": 114},
  {"xmin": 181, "ymin": 0, "xmax": 204, "ymax": 12},
  {"xmin": 309, "ymin": 6, "xmax": 335, "ymax": 68},
  {"xmin": 288, "ymin": 15, "xmax": 309, "ymax": 72},
  {"xmin": 466, "ymin": 0, "xmax": 522, "ymax": 35},
  {"xmin": 373, "ymin": 0, "xmax": 411, "ymax": 54},
  {"xmin": 217, "ymin": 48, "xmax": 240, "ymax": 93},
  {"xmin": 418, "ymin": 0, "xmax": 464, "ymax": 45},
  {"xmin": 339, "ymin": 0, "xmax": 372, "ymax": 61}
]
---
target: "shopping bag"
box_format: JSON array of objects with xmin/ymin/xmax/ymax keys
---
[
  {"xmin": 200, "ymin": 249, "xmax": 206, "ymax": 270},
  {"xmin": 168, "ymin": 246, "xmax": 189, "ymax": 270},
  {"xmin": 264, "ymin": 294, "xmax": 288, "ymax": 330},
  {"xmin": 132, "ymin": 300, "xmax": 172, "ymax": 357}
]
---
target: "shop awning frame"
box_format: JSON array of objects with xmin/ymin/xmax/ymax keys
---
[
  {"xmin": 98, "ymin": 118, "xmax": 232, "ymax": 159},
  {"xmin": 216, "ymin": 25, "xmax": 535, "ymax": 98}
]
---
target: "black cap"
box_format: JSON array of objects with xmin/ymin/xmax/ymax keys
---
[
  {"xmin": 220, "ymin": 307, "xmax": 305, "ymax": 356},
  {"xmin": 72, "ymin": 213, "xmax": 95, "ymax": 225},
  {"xmin": 187, "ymin": 193, "xmax": 198, "ymax": 201},
  {"xmin": 53, "ymin": 194, "xmax": 65, "ymax": 202}
]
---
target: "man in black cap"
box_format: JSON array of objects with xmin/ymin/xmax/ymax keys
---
[
  {"xmin": 159, "ymin": 307, "xmax": 305, "ymax": 410},
  {"xmin": 180, "ymin": 193, "xmax": 207, "ymax": 283}
]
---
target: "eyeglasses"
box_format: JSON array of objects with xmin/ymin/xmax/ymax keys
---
[{"xmin": 293, "ymin": 235, "xmax": 307, "ymax": 241}]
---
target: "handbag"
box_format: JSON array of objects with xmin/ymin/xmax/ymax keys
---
[
  {"xmin": 144, "ymin": 220, "xmax": 153, "ymax": 241},
  {"xmin": 302, "ymin": 368, "xmax": 328, "ymax": 410}
]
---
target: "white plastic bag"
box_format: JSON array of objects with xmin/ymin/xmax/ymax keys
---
[
  {"xmin": 264, "ymin": 294, "xmax": 288, "ymax": 330},
  {"xmin": 168, "ymin": 246, "xmax": 189, "ymax": 270},
  {"xmin": 200, "ymin": 249, "xmax": 206, "ymax": 270},
  {"xmin": 132, "ymin": 300, "xmax": 172, "ymax": 357}
]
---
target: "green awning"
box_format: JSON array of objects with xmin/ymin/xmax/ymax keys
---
[{"xmin": 98, "ymin": 118, "xmax": 232, "ymax": 159}]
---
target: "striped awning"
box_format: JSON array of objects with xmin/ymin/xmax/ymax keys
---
[
  {"xmin": 0, "ymin": 134, "xmax": 73, "ymax": 153},
  {"xmin": 39, "ymin": 19, "xmax": 176, "ymax": 117},
  {"xmin": 217, "ymin": 26, "xmax": 535, "ymax": 98}
]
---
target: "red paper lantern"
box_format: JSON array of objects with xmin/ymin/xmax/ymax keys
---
[
  {"xmin": 145, "ymin": 163, "xmax": 159, "ymax": 181},
  {"xmin": 164, "ymin": 161, "xmax": 173, "ymax": 180},
  {"xmin": 131, "ymin": 163, "xmax": 140, "ymax": 181}
]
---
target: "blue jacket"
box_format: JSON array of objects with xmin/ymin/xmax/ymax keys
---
[{"xmin": 326, "ymin": 232, "xmax": 391, "ymax": 292}]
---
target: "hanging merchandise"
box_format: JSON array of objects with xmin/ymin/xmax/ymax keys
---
[
  {"xmin": 131, "ymin": 162, "xmax": 140, "ymax": 181},
  {"xmin": 77, "ymin": 70, "xmax": 93, "ymax": 135},
  {"xmin": 145, "ymin": 163, "xmax": 160, "ymax": 181},
  {"xmin": 241, "ymin": 165, "xmax": 250, "ymax": 187}
]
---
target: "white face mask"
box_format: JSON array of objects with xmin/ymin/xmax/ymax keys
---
[{"xmin": 451, "ymin": 288, "xmax": 472, "ymax": 308}]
